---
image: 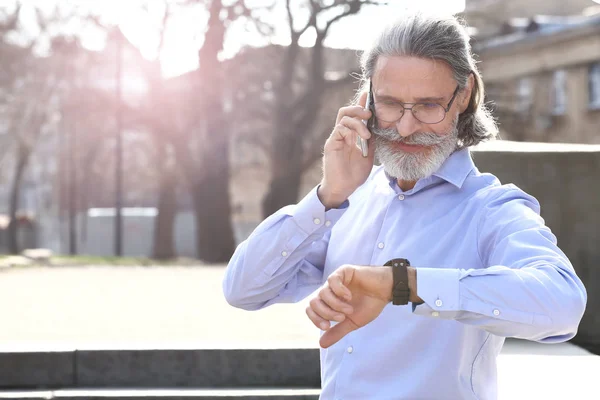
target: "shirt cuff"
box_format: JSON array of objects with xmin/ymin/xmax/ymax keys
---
[
  {"xmin": 412, "ymin": 268, "xmax": 461, "ymax": 318},
  {"xmin": 292, "ymin": 185, "xmax": 348, "ymax": 235}
]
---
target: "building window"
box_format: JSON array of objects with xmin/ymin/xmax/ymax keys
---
[
  {"xmin": 517, "ymin": 77, "xmax": 532, "ymax": 115},
  {"xmin": 551, "ymin": 69, "xmax": 567, "ymax": 115},
  {"xmin": 589, "ymin": 62, "xmax": 600, "ymax": 108}
]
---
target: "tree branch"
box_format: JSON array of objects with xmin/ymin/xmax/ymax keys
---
[
  {"xmin": 226, "ymin": 0, "xmax": 276, "ymax": 38},
  {"xmin": 0, "ymin": 3, "xmax": 21, "ymax": 36},
  {"xmin": 286, "ymin": 0, "xmax": 295, "ymax": 38},
  {"xmin": 318, "ymin": 0, "xmax": 385, "ymax": 41},
  {"xmin": 157, "ymin": 1, "xmax": 172, "ymax": 57}
]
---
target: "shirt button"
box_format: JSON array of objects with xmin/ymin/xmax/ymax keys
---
[
  {"xmin": 377, "ymin": 242, "xmax": 385, "ymax": 249},
  {"xmin": 493, "ymin": 309, "xmax": 500, "ymax": 316},
  {"xmin": 281, "ymin": 251, "xmax": 288, "ymax": 257},
  {"xmin": 325, "ymin": 221, "xmax": 331, "ymax": 227},
  {"xmin": 313, "ymin": 218, "xmax": 321, "ymax": 225},
  {"xmin": 431, "ymin": 311, "xmax": 440, "ymax": 317},
  {"xmin": 398, "ymin": 194, "xmax": 405, "ymax": 200},
  {"xmin": 435, "ymin": 299, "xmax": 443, "ymax": 307},
  {"xmin": 347, "ymin": 346, "xmax": 354, "ymax": 354}
]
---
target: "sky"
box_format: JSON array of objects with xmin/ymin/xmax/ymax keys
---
[{"xmin": 2, "ymin": 0, "xmax": 465, "ymax": 77}]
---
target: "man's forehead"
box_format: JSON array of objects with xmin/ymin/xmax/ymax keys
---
[{"xmin": 373, "ymin": 56, "xmax": 455, "ymax": 94}]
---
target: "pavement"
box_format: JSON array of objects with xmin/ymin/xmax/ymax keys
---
[{"xmin": 0, "ymin": 265, "xmax": 598, "ymax": 399}]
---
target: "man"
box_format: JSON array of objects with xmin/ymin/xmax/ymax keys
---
[{"xmin": 222, "ymin": 13, "xmax": 587, "ymax": 400}]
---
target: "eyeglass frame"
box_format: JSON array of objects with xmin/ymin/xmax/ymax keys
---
[{"xmin": 368, "ymin": 81, "xmax": 461, "ymax": 125}]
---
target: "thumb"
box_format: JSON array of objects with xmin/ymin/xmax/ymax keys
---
[{"xmin": 319, "ymin": 318, "xmax": 357, "ymax": 349}]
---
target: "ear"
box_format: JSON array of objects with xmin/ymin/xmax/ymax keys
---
[{"xmin": 459, "ymin": 73, "xmax": 475, "ymax": 113}]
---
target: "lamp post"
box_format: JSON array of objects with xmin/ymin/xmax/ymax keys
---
[{"xmin": 115, "ymin": 28, "xmax": 123, "ymax": 256}]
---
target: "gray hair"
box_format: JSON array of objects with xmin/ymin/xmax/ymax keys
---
[{"xmin": 357, "ymin": 13, "xmax": 498, "ymax": 148}]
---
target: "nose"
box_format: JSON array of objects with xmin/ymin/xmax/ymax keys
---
[{"xmin": 395, "ymin": 110, "xmax": 421, "ymax": 138}]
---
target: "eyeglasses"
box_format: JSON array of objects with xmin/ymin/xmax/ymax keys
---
[{"xmin": 368, "ymin": 82, "xmax": 460, "ymax": 125}]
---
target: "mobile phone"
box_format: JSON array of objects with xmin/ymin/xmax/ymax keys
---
[{"xmin": 357, "ymin": 82, "xmax": 374, "ymax": 157}]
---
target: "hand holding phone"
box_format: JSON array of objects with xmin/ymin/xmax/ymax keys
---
[{"xmin": 319, "ymin": 91, "xmax": 374, "ymax": 209}]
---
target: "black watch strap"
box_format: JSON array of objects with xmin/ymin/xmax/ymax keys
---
[{"xmin": 384, "ymin": 258, "xmax": 410, "ymax": 306}]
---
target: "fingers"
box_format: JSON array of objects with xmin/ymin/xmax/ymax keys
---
[
  {"xmin": 336, "ymin": 104, "xmax": 372, "ymax": 125},
  {"xmin": 321, "ymin": 287, "xmax": 353, "ymax": 314},
  {"xmin": 306, "ymin": 277, "xmax": 354, "ymax": 331},
  {"xmin": 340, "ymin": 116, "xmax": 371, "ymax": 141},
  {"xmin": 328, "ymin": 93, "xmax": 373, "ymax": 154},
  {"xmin": 331, "ymin": 123, "xmax": 358, "ymax": 149},
  {"xmin": 306, "ymin": 306, "xmax": 331, "ymax": 331},
  {"xmin": 307, "ymin": 296, "xmax": 346, "ymax": 325},
  {"xmin": 306, "ymin": 298, "xmax": 344, "ymax": 331},
  {"xmin": 327, "ymin": 273, "xmax": 352, "ymax": 302},
  {"xmin": 320, "ymin": 319, "xmax": 358, "ymax": 349},
  {"xmin": 329, "ymin": 116, "xmax": 372, "ymax": 151},
  {"xmin": 357, "ymin": 91, "xmax": 368, "ymax": 108}
]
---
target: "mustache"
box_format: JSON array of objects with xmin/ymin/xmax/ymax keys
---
[{"xmin": 372, "ymin": 127, "xmax": 447, "ymax": 146}]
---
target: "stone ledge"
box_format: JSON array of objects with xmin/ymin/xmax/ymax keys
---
[
  {"xmin": 0, "ymin": 351, "xmax": 73, "ymax": 388},
  {"xmin": 0, "ymin": 349, "xmax": 320, "ymax": 389}
]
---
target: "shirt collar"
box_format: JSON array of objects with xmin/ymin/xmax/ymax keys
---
[
  {"xmin": 380, "ymin": 147, "xmax": 475, "ymax": 190},
  {"xmin": 432, "ymin": 147, "xmax": 475, "ymax": 189}
]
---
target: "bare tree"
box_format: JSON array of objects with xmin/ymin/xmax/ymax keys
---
[
  {"xmin": 173, "ymin": 0, "xmax": 239, "ymax": 263},
  {"xmin": 0, "ymin": 5, "xmax": 72, "ymax": 253}
]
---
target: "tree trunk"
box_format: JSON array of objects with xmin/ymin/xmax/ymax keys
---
[
  {"xmin": 191, "ymin": 157, "xmax": 235, "ymax": 263},
  {"xmin": 8, "ymin": 146, "xmax": 30, "ymax": 254},
  {"xmin": 262, "ymin": 120, "xmax": 305, "ymax": 217},
  {"xmin": 184, "ymin": 0, "xmax": 235, "ymax": 263},
  {"xmin": 261, "ymin": 31, "xmax": 327, "ymax": 218},
  {"xmin": 262, "ymin": 89, "xmax": 324, "ymax": 218},
  {"xmin": 152, "ymin": 165, "xmax": 177, "ymax": 260},
  {"xmin": 189, "ymin": 95, "xmax": 235, "ymax": 262}
]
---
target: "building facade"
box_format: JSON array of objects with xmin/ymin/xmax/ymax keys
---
[
  {"xmin": 466, "ymin": 2, "xmax": 600, "ymax": 143},
  {"xmin": 462, "ymin": 0, "xmax": 594, "ymax": 38}
]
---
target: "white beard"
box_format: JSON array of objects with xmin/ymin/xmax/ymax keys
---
[{"xmin": 373, "ymin": 119, "xmax": 459, "ymax": 182}]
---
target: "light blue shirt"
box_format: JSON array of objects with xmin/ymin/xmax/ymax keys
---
[{"xmin": 223, "ymin": 148, "xmax": 587, "ymax": 400}]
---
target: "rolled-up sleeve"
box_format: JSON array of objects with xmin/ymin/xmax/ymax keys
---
[
  {"xmin": 223, "ymin": 185, "xmax": 348, "ymax": 310},
  {"xmin": 413, "ymin": 188, "xmax": 587, "ymax": 343}
]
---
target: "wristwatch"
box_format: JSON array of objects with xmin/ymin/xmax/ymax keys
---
[{"xmin": 384, "ymin": 258, "xmax": 410, "ymax": 306}]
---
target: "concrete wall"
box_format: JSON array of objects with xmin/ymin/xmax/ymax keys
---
[
  {"xmin": 473, "ymin": 141, "xmax": 600, "ymax": 348},
  {"xmin": 51, "ymin": 212, "xmax": 256, "ymax": 259}
]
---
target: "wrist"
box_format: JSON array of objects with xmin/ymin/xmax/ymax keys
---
[
  {"xmin": 407, "ymin": 267, "xmax": 423, "ymax": 304},
  {"xmin": 317, "ymin": 184, "xmax": 347, "ymax": 210}
]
